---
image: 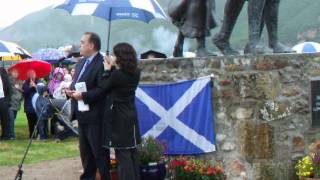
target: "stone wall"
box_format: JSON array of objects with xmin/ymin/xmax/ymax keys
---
[{"xmin": 138, "ymin": 53, "xmax": 320, "ymax": 180}]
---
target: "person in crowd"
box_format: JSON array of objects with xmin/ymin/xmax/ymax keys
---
[
  {"xmin": 65, "ymin": 32, "xmax": 110, "ymax": 180},
  {"xmin": 100, "ymin": 42, "xmax": 141, "ymax": 180},
  {"xmin": 0, "ymin": 67, "xmax": 12, "ymax": 140},
  {"xmin": 53, "ymin": 74, "xmax": 72, "ymax": 99},
  {"xmin": 48, "ymin": 67, "xmax": 65, "ymax": 97},
  {"xmin": 32, "ymin": 82, "xmax": 49, "ymax": 140},
  {"xmin": 22, "ymin": 70, "xmax": 40, "ymax": 138},
  {"xmin": 8, "ymin": 69, "xmax": 23, "ymax": 139},
  {"xmin": 48, "ymin": 67, "xmax": 65, "ymax": 136},
  {"xmin": 63, "ymin": 67, "xmax": 70, "ymax": 76},
  {"xmin": 70, "ymin": 67, "xmax": 76, "ymax": 80}
]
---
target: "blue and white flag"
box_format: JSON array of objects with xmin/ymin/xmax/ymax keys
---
[{"xmin": 135, "ymin": 76, "xmax": 216, "ymax": 154}]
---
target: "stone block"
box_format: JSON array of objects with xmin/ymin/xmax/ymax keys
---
[
  {"xmin": 227, "ymin": 159, "xmax": 246, "ymax": 176},
  {"xmin": 291, "ymin": 136, "xmax": 305, "ymax": 152},
  {"xmin": 255, "ymin": 123, "xmax": 274, "ymax": 159},
  {"xmin": 238, "ymin": 121, "xmax": 255, "ymax": 160},
  {"xmin": 231, "ymin": 72, "xmax": 280, "ymax": 99},
  {"xmin": 281, "ymin": 86, "xmax": 300, "ymax": 97}
]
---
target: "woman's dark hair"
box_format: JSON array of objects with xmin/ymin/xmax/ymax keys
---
[
  {"xmin": 84, "ymin": 32, "xmax": 101, "ymax": 51},
  {"xmin": 113, "ymin": 42, "xmax": 137, "ymax": 74}
]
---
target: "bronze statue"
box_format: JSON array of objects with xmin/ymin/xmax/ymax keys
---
[
  {"xmin": 213, "ymin": 0, "xmax": 293, "ymax": 55},
  {"xmin": 245, "ymin": 0, "xmax": 293, "ymax": 54},
  {"xmin": 212, "ymin": 0, "xmax": 245, "ymax": 55},
  {"xmin": 169, "ymin": 0, "xmax": 218, "ymax": 57}
]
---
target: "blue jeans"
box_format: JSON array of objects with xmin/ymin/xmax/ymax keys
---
[
  {"xmin": 37, "ymin": 116, "xmax": 48, "ymax": 140},
  {"xmin": 8, "ymin": 109, "xmax": 17, "ymax": 139}
]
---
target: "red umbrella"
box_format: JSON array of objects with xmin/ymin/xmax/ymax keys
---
[{"xmin": 8, "ymin": 59, "xmax": 51, "ymax": 80}]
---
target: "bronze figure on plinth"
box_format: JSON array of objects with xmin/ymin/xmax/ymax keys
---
[
  {"xmin": 169, "ymin": 0, "xmax": 218, "ymax": 57},
  {"xmin": 213, "ymin": 0, "xmax": 293, "ymax": 55}
]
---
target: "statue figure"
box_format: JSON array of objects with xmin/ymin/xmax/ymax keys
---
[
  {"xmin": 169, "ymin": 0, "xmax": 218, "ymax": 57},
  {"xmin": 212, "ymin": 0, "xmax": 245, "ymax": 55},
  {"xmin": 245, "ymin": 0, "xmax": 293, "ymax": 54},
  {"xmin": 213, "ymin": 0, "xmax": 293, "ymax": 55}
]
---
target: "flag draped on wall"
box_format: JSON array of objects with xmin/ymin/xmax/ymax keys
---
[{"xmin": 135, "ymin": 76, "xmax": 216, "ymax": 154}]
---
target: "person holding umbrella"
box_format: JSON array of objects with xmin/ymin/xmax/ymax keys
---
[
  {"xmin": 22, "ymin": 70, "xmax": 40, "ymax": 139},
  {"xmin": 65, "ymin": 32, "xmax": 110, "ymax": 180},
  {"xmin": 8, "ymin": 59, "xmax": 52, "ymax": 139},
  {"xmin": 100, "ymin": 42, "xmax": 141, "ymax": 180}
]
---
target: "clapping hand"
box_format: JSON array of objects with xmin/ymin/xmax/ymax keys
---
[{"xmin": 30, "ymin": 80, "xmax": 36, "ymax": 87}]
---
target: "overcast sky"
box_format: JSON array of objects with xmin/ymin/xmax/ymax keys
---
[{"xmin": 0, "ymin": 0, "xmax": 64, "ymax": 28}]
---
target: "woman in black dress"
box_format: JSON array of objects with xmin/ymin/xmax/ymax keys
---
[{"xmin": 100, "ymin": 42, "xmax": 141, "ymax": 180}]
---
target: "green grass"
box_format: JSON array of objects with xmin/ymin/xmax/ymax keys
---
[{"xmin": 0, "ymin": 109, "xmax": 79, "ymax": 166}]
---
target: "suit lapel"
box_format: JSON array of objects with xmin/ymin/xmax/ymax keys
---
[
  {"xmin": 74, "ymin": 58, "xmax": 86, "ymax": 81},
  {"xmin": 78, "ymin": 53, "xmax": 101, "ymax": 82}
]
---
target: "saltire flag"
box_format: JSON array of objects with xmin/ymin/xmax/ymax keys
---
[{"xmin": 135, "ymin": 76, "xmax": 216, "ymax": 154}]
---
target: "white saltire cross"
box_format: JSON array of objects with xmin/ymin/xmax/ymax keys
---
[{"xmin": 135, "ymin": 77, "xmax": 215, "ymax": 153}]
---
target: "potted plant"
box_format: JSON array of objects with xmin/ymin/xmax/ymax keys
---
[
  {"xmin": 169, "ymin": 156, "xmax": 226, "ymax": 180},
  {"xmin": 295, "ymin": 140, "xmax": 320, "ymax": 180},
  {"xmin": 137, "ymin": 136, "xmax": 166, "ymax": 180}
]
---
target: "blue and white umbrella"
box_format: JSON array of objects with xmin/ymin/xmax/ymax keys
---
[
  {"xmin": 32, "ymin": 48, "xmax": 65, "ymax": 64},
  {"xmin": 54, "ymin": 0, "xmax": 167, "ymax": 53},
  {"xmin": 292, "ymin": 41, "xmax": 320, "ymax": 53},
  {"xmin": 0, "ymin": 40, "xmax": 31, "ymax": 58}
]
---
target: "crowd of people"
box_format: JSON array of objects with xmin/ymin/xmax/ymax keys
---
[
  {"xmin": 0, "ymin": 61, "xmax": 77, "ymax": 141},
  {"xmin": 0, "ymin": 31, "xmax": 142, "ymax": 180}
]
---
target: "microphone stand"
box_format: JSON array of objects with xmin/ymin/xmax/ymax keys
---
[{"xmin": 14, "ymin": 104, "xmax": 47, "ymax": 180}]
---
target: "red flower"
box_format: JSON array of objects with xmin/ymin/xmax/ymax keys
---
[{"xmin": 206, "ymin": 166, "xmax": 215, "ymax": 175}]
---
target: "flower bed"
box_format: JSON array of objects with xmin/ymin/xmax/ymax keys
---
[{"xmin": 169, "ymin": 156, "xmax": 226, "ymax": 180}]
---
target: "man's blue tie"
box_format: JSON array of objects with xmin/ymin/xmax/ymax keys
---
[{"xmin": 76, "ymin": 58, "xmax": 90, "ymax": 82}]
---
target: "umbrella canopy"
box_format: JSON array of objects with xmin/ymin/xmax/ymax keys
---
[
  {"xmin": 0, "ymin": 40, "xmax": 31, "ymax": 58},
  {"xmin": 54, "ymin": 0, "xmax": 167, "ymax": 53},
  {"xmin": 292, "ymin": 41, "xmax": 320, "ymax": 53},
  {"xmin": 8, "ymin": 59, "xmax": 52, "ymax": 80},
  {"xmin": 0, "ymin": 54, "xmax": 22, "ymax": 61},
  {"xmin": 32, "ymin": 48, "xmax": 65, "ymax": 64}
]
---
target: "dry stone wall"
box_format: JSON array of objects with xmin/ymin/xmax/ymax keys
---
[{"xmin": 138, "ymin": 53, "xmax": 320, "ymax": 180}]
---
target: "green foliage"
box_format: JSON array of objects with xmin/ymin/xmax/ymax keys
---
[
  {"xmin": 0, "ymin": 109, "xmax": 79, "ymax": 166},
  {"xmin": 137, "ymin": 136, "xmax": 165, "ymax": 165}
]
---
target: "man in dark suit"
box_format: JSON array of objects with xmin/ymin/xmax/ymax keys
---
[{"xmin": 66, "ymin": 32, "xmax": 110, "ymax": 180}]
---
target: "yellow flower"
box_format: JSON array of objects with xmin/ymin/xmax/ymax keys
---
[{"xmin": 295, "ymin": 155, "xmax": 314, "ymax": 178}]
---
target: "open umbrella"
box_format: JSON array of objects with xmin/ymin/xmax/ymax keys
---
[
  {"xmin": 0, "ymin": 40, "xmax": 31, "ymax": 58},
  {"xmin": 292, "ymin": 41, "xmax": 320, "ymax": 53},
  {"xmin": 54, "ymin": 0, "xmax": 167, "ymax": 54},
  {"xmin": 32, "ymin": 48, "xmax": 65, "ymax": 64},
  {"xmin": 8, "ymin": 59, "xmax": 52, "ymax": 80}
]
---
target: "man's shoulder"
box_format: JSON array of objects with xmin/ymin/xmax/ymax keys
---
[{"xmin": 94, "ymin": 52, "xmax": 104, "ymax": 61}]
